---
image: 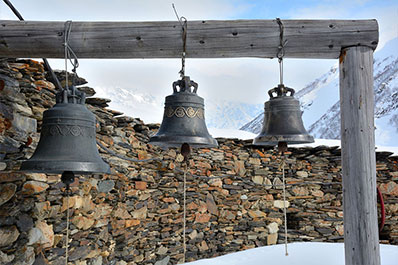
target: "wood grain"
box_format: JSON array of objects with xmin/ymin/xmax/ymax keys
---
[
  {"xmin": 0, "ymin": 19, "xmax": 378, "ymax": 59},
  {"xmin": 339, "ymin": 46, "xmax": 380, "ymax": 265}
]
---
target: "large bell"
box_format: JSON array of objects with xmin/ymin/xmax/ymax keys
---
[
  {"xmin": 253, "ymin": 84, "xmax": 314, "ymax": 146},
  {"xmin": 20, "ymin": 88, "xmax": 110, "ymax": 174},
  {"xmin": 149, "ymin": 76, "xmax": 218, "ymax": 149}
]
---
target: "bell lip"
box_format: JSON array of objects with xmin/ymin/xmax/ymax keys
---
[
  {"xmin": 19, "ymin": 160, "xmax": 111, "ymax": 175},
  {"xmin": 252, "ymin": 134, "xmax": 315, "ymax": 146},
  {"xmin": 149, "ymin": 135, "xmax": 218, "ymax": 149}
]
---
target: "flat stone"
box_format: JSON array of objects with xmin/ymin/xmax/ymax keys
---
[
  {"xmin": 157, "ymin": 246, "xmax": 168, "ymax": 255},
  {"xmin": 13, "ymin": 246, "xmax": 35, "ymax": 265},
  {"xmin": 234, "ymin": 160, "xmax": 246, "ymax": 176},
  {"xmin": 0, "ymin": 183, "xmax": 17, "ymax": 206},
  {"xmin": 13, "ymin": 102, "xmax": 32, "ymax": 116},
  {"xmin": 206, "ymin": 193, "xmax": 218, "ymax": 215},
  {"xmin": 296, "ymin": 171, "xmax": 309, "ymax": 178},
  {"xmin": 267, "ymin": 233, "xmax": 278, "ymax": 245},
  {"xmin": 198, "ymin": 240, "xmax": 209, "ymax": 252},
  {"xmin": 0, "ymin": 250, "xmax": 14, "ymax": 263},
  {"xmin": 68, "ymin": 245, "xmax": 90, "ymax": 261},
  {"xmin": 248, "ymin": 210, "xmax": 267, "ymax": 219},
  {"xmin": 379, "ymin": 181, "xmax": 398, "ymax": 196},
  {"xmin": 264, "ymin": 177, "xmax": 272, "ymax": 189},
  {"xmin": 252, "ymin": 176, "xmax": 263, "ymax": 185},
  {"xmin": 86, "ymin": 97, "xmax": 111, "ymax": 107},
  {"xmin": 77, "ymin": 86, "xmax": 96, "ymax": 97},
  {"xmin": 316, "ymin": 227, "xmax": 334, "ymax": 235},
  {"xmin": 72, "ymin": 215, "xmax": 95, "ymax": 230},
  {"xmin": 274, "ymin": 200, "xmax": 290, "ymax": 209},
  {"xmin": 17, "ymin": 214, "xmax": 34, "ymax": 233},
  {"xmin": 28, "ymin": 221, "xmax": 54, "ymax": 249},
  {"xmin": 113, "ymin": 205, "xmax": 132, "ymax": 219},
  {"xmin": 131, "ymin": 206, "xmax": 147, "ymax": 219},
  {"xmin": 195, "ymin": 212, "xmax": 211, "ymax": 223},
  {"xmin": 267, "ymin": 222, "xmax": 279, "ymax": 234},
  {"xmin": 292, "ymin": 186, "xmax": 309, "ymax": 196},
  {"xmin": 273, "ymin": 177, "xmax": 283, "ymax": 189},
  {"xmin": 208, "ymin": 178, "xmax": 222, "ymax": 187},
  {"xmin": 154, "ymin": 255, "xmax": 170, "ymax": 265},
  {"xmin": 125, "ymin": 219, "xmax": 140, "ymax": 227},
  {"xmin": 26, "ymin": 173, "xmax": 47, "ymax": 182},
  {"xmin": 0, "ymin": 225, "xmax": 20, "ymax": 247},
  {"xmin": 0, "ymin": 162, "xmax": 6, "ymax": 171},
  {"xmin": 22, "ymin": 181, "xmax": 49, "ymax": 194},
  {"xmin": 97, "ymin": 180, "xmax": 115, "ymax": 193},
  {"xmin": 135, "ymin": 181, "xmax": 147, "ymax": 190}
]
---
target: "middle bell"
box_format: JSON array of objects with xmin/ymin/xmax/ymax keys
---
[{"xmin": 149, "ymin": 76, "xmax": 218, "ymax": 149}]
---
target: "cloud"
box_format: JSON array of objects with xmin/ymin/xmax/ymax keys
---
[{"xmin": 1, "ymin": 0, "xmax": 248, "ymax": 21}]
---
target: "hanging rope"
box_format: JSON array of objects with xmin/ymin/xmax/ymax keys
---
[
  {"xmin": 276, "ymin": 18, "xmax": 288, "ymax": 85},
  {"xmin": 65, "ymin": 190, "xmax": 70, "ymax": 265},
  {"xmin": 280, "ymin": 157, "xmax": 289, "ymax": 256},
  {"xmin": 182, "ymin": 162, "xmax": 188, "ymax": 263},
  {"xmin": 63, "ymin": 20, "xmax": 80, "ymax": 104}
]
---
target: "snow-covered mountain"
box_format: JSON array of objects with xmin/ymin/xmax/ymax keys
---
[
  {"xmin": 94, "ymin": 86, "xmax": 263, "ymax": 129},
  {"xmin": 206, "ymin": 99, "xmax": 262, "ymax": 129},
  {"xmin": 241, "ymin": 37, "xmax": 398, "ymax": 146}
]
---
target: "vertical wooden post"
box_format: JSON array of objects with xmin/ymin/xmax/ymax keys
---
[{"xmin": 339, "ymin": 46, "xmax": 380, "ymax": 265}]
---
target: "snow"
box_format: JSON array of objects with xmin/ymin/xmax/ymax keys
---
[
  {"xmin": 208, "ymin": 128, "xmax": 257, "ymax": 140},
  {"xmin": 184, "ymin": 242, "xmax": 398, "ymax": 265},
  {"xmin": 293, "ymin": 139, "xmax": 398, "ymax": 156},
  {"xmin": 207, "ymin": 130, "xmax": 398, "ymax": 156}
]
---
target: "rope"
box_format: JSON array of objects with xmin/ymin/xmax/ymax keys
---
[
  {"xmin": 281, "ymin": 158, "xmax": 289, "ymax": 256},
  {"xmin": 172, "ymin": 3, "xmax": 187, "ymax": 78},
  {"xmin": 65, "ymin": 191, "xmax": 70, "ymax": 265},
  {"xmin": 276, "ymin": 18, "xmax": 288, "ymax": 85},
  {"xmin": 182, "ymin": 162, "xmax": 188, "ymax": 263}
]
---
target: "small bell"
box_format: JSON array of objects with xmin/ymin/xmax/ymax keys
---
[
  {"xmin": 253, "ymin": 84, "xmax": 314, "ymax": 146},
  {"xmin": 20, "ymin": 87, "xmax": 110, "ymax": 174},
  {"xmin": 149, "ymin": 76, "xmax": 218, "ymax": 149}
]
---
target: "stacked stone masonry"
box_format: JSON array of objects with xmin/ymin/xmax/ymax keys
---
[{"xmin": 0, "ymin": 59, "xmax": 397, "ymax": 265}]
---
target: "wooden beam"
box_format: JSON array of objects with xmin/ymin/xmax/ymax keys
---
[
  {"xmin": 0, "ymin": 19, "xmax": 378, "ymax": 59},
  {"xmin": 339, "ymin": 46, "xmax": 380, "ymax": 265}
]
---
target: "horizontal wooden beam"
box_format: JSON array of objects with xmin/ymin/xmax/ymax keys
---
[{"xmin": 0, "ymin": 19, "xmax": 378, "ymax": 59}]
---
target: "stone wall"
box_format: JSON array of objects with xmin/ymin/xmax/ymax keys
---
[{"xmin": 0, "ymin": 59, "xmax": 397, "ymax": 265}]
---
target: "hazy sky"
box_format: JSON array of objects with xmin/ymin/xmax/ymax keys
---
[{"xmin": 1, "ymin": 0, "xmax": 397, "ymax": 122}]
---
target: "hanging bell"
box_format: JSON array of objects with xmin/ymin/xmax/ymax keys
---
[
  {"xmin": 253, "ymin": 84, "xmax": 314, "ymax": 146},
  {"xmin": 149, "ymin": 76, "xmax": 218, "ymax": 149},
  {"xmin": 20, "ymin": 87, "xmax": 110, "ymax": 174}
]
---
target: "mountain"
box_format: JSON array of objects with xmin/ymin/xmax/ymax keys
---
[
  {"xmin": 241, "ymin": 37, "xmax": 398, "ymax": 146},
  {"xmin": 205, "ymin": 99, "xmax": 263, "ymax": 129},
  {"xmin": 94, "ymin": 86, "xmax": 263, "ymax": 130}
]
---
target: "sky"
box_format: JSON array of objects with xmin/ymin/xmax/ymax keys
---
[{"xmin": 0, "ymin": 0, "xmax": 397, "ymax": 122}]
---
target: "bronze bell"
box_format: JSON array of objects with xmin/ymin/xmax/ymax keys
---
[
  {"xmin": 20, "ymin": 87, "xmax": 110, "ymax": 174},
  {"xmin": 149, "ymin": 76, "xmax": 218, "ymax": 149},
  {"xmin": 253, "ymin": 84, "xmax": 314, "ymax": 146}
]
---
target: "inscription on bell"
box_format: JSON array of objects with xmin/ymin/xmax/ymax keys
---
[
  {"xmin": 165, "ymin": 106, "xmax": 204, "ymax": 119},
  {"xmin": 42, "ymin": 124, "xmax": 95, "ymax": 138}
]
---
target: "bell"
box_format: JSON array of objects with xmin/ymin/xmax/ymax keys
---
[
  {"xmin": 149, "ymin": 76, "xmax": 218, "ymax": 149},
  {"xmin": 20, "ymin": 87, "xmax": 110, "ymax": 174},
  {"xmin": 253, "ymin": 84, "xmax": 314, "ymax": 146}
]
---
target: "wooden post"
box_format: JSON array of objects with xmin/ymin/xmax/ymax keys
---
[{"xmin": 339, "ymin": 46, "xmax": 380, "ymax": 265}]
